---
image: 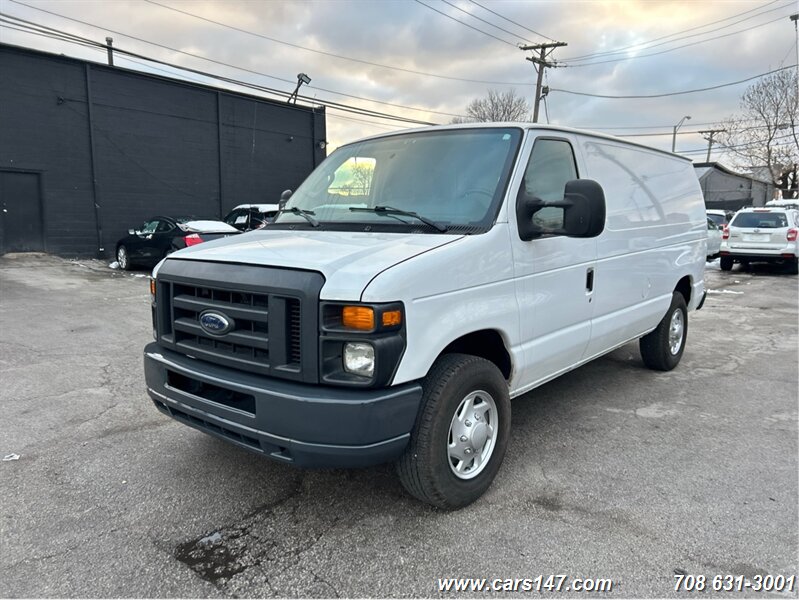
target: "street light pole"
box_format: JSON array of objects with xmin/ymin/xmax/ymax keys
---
[
  {"xmin": 672, "ymin": 115, "xmax": 691, "ymax": 153},
  {"xmin": 287, "ymin": 73, "xmax": 312, "ymax": 105}
]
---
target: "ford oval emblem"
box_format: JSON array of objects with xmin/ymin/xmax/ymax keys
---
[{"xmin": 199, "ymin": 310, "xmax": 233, "ymax": 335}]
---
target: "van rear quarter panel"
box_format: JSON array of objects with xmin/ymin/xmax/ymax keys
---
[{"xmin": 578, "ymin": 137, "xmax": 706, "ymax": 357}]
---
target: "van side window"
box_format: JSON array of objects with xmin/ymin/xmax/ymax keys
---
[{"xmin": 519, "ymin": 139, "xmax": 578, "ymax": 231}]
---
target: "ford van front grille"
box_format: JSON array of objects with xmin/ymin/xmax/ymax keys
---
[{"xmin": 153, "ymin": 260, "xmax": 323, "ymax": 383}]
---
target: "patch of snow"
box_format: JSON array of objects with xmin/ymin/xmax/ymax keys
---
[
  {"xmin": 636, "ymin": 403, "xmax": 679, "ymax": 418},
  {"xmin": 199, "ymin": 532, "xmax": 222, "ymax": 545},
  {"xmin": 707, "ymin": 289, "xmax": 744, "ymax": 295},
  {"xmin": 108, "ymin": 261, "xmax": 120, "ymax": 270}
]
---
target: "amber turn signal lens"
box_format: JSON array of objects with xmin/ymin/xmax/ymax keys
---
[
  {"xmin": 381, "ymin": 310, "xmax": 402, "ymax": 327},
  {"xmin": 342, "ymin": 306, "xmax": 374, "ymax": 330},
  {"xmin": 149, "ymin": 278, "xmax": 156, "ymax": 297}
]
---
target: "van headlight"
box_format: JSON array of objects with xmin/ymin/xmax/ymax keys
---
[
  {"xmin": 343, "ymin": 342, "xmax": 375, "ymax": 377},
  {"xmin": 319, "ymin": 301, "xmax": 406, "ymax": 387}
]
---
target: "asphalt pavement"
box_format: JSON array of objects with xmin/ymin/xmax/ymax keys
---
[{"xmin": 0, "ymin": 253, "xmax": 796, "ymax": 598}]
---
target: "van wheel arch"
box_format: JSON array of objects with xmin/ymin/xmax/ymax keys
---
[
  {"xmin": 674, "ymin": 275, "xmax": 692, "ymax": 305},
  {"xmin": 435, "ymin": 329, "xmax": 512, "ymax": 381}
]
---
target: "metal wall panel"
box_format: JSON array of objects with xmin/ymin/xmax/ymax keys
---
[{"xmin": 0, "ymin": 43, "xmax": 326, "ymax": 257}]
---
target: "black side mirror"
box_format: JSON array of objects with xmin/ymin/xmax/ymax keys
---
[
  {"xmin": 279, "ymin": 189, "xmax": 292, "ymax": 210},
  {"xmin": 516, "ymin": 179, "xmax": 606, "ymax": 241}
]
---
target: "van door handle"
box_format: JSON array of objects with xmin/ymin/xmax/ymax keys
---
[{"xmin": 586, "ymin": 267, "xmax": 595, "ymax": 293}]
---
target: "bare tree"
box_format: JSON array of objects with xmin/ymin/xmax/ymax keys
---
[
  {"xmin": 351, "ymin": 162, "xmax": 374, "ymax": 195},
  {"xmin": 451, "ymin": 89, "xmax": 530, "ymax": 123},
  {"xmin": 714, "ymin": 69, "xmax": 798, "ymax": 198}
]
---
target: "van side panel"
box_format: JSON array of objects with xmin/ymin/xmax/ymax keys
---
[
  {"xmin": 578, "ymin": 139, "xmax": 706, "ymax": 357},
  {"xmin": 361, "ymin": 224, "xmax": 522, "ymax": 387}
]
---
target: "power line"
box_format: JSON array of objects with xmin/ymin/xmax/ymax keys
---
[
  {"xmin": 16, "ymin": 0, "xmax": 533, "ymax": 88},
  {"xmin": 778, "ymin": 38, "xmax": 797, "ymax": 67},
  {"xmin": 680, "ymin": 131, "xmax": 796, "ymax": 154},
  {"xmin": 551, "ymin": 65, "xmax": 795, "ymax": 99},
  {"xmin": 438, "ymin": 0, "xmax": 535, "ymax": 44},
  {"xmin": 0, "ymin": 14, "xmax": 439, "ymax": 126},
  {"xmin": 2, "ymin": 5, "xmax": 464, "ymax": 119},
  {"xmin": 613, "ymin": 123, "xmax": 778, "ymax": 138},
  {"xmin": 563, "ymin": 0, "xmax": 787, "ymax": 62},
  {"xmin": 7, "ymin": 18, "xmax": 793, "ymax": 155},
  {"xmin": 326, "ymin": 113, "xmax": 407, "ymax": 132},
  {"xmin": 561, "ymin": 13, "xmax": 792, "ymax": 68},
  {"xmin": 412, "ymin": 0, "xmax": 517, "ymax": 47},
  {"xmin": 467, "ymin": 0, "xmax": 556, "ymax": 42}
]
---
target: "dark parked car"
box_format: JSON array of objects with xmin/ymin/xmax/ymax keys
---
[
  {"xmin": 115, "ymin": 216, "xmax": 239, "ymax": 270},
  {"xmin": 223, "ymin": 204, "xmax": 281, "ymax": 231}
]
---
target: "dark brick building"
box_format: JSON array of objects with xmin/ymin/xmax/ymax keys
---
[{"xmin": 0, "ymin": 43, "xmax": 326, "ymax": 257}]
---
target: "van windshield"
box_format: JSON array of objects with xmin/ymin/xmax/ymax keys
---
[{"xmin": 273, "ymin": 128, "xmax": 522, "ymax": 233}]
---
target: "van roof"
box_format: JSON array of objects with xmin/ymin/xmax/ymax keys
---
[{"xmin": 347, "ymin": 122, "xmax": 693, "ymax": 162}]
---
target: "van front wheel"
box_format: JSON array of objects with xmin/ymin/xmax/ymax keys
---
[
  {"xmin": 639, "ymin": 292, "xmax": 687, "ymax": 371},
  {"xmin": 397, "ymin": 354, "xmax": 510, "ymax": 510}
]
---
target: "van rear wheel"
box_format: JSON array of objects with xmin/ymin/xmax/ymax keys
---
[
  {"xmin": 639, "ymin": 292, "xmax": 687, "ymax": 371},
  {"xmin": 397, "ymin": 353, "xmax": 510, "ymax": 510}
]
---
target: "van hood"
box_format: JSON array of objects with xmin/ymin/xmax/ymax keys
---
[{"xmin": 161, "ymin": 228, "xmax": 464, "ymax": 300}]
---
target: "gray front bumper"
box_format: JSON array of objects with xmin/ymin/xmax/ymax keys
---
[{"xmin": 144, "ymin": 343, "xmax": 423, "ymax": 468}]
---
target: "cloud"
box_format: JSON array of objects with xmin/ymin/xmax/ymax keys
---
[{"xmin": 2, "ymin": 0, "xmax": 795, "ymax": 160}]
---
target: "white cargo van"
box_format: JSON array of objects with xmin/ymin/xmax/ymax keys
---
[{"xmin": 144, "ymin": 124, "xmax": 707, "ymax": 509}]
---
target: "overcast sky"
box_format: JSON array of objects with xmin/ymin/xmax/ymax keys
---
[{"xmin": 1, "ymin": 0, "xmax": 796, "ymax": 162}]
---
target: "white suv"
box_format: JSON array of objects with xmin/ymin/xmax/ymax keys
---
[{"xmin": 720, "ymin": 207, "xmax": 799, "ymax": 274}]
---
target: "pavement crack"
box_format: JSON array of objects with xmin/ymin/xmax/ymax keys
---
[
  {"xmin": 310, "ymin": 569, "xmax": 340, "ymax": 598},
  {"xmin": 3, "ymin": 542, "xmax": 84, "ymax": 570}
]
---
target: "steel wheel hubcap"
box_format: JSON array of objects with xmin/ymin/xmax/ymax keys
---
[
  {"xmin": 668, "ymin": 309, "xmax": 684, "ymax": 355},
  {"xmin": 118, "ymin": 247, "xmax": 127, "ymax": 267},
  {"xmin": 447, "ymin": 390, "xmax": 498, "ymax": 480}
]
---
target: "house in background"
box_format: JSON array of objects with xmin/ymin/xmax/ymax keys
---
[{"xmin": 693, "ymin": 162, "xmax": 774, "ymax": 211}]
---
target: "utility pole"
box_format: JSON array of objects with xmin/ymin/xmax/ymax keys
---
[
  {"xmin": 519, "ymin": 42, "xmax": 566, "ymax": 123},
  {"xmin": 698, "ymin": 128, "xmax": 725, "ymax": 162}
]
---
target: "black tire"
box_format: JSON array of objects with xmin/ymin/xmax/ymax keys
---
[
  {"xmin": 720, "ymin": 256, "xmax": 733, "ymax": 271},
  {"xmin": 639, "ymin": 292, "xmax": 688, "ymax": 371},
  {"xmin": 788, "ymin": 259, "xmax": 798, "ymax": 275},
  {"xmin": 116, "ymin": 245, "xmax": 132, "ymax": 271},
  {"xmin": 397, "ymin": 353, "xmax": 510, "ymax": 510}
]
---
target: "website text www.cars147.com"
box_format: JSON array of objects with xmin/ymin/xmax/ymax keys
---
[{"xmin": 438, "ymin": 575, "xmax": 614, "ymax": 593}]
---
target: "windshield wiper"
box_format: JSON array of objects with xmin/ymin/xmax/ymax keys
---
[
  {"xmin": 349, "ymin": 205, "xmax": 448, "ymax": 232},
  {"xmin": 279, "ymin": 207, "xmax": 319, "ymax": 227}
]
